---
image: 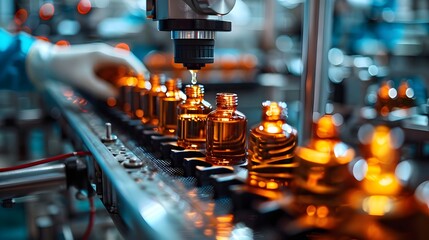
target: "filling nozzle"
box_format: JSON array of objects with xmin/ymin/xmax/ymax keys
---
[
  {"xmin": 172, "ymin": 30, "xmax": 216, "ymax": 70},
  {"xmin": 148, "ymin": 0, "xmax": 236, "ymax": 70}
]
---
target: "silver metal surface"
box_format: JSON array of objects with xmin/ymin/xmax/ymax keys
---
[
  {"xmin": 172, "ymin": 30, "xmax": 216, "ymax": 40},
  {"xmin": 187, "ymin": 0, "xmax": 236, "ymax": 15},
  {"xmin": 0, "ymin": 164, "xmax": 66, "ymax": 199},
  {"xmin": 154, "ymin": 0, "xmax": 207, "ymax": 20},
  {"xmin": 298, "ymin": 0, "xmax": 334, "ymax": 145}
]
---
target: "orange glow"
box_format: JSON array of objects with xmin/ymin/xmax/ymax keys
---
[
  {"xmin": 315, "ymin": 115, "xmax": 337, "ymax": 139},
  {"xmin": 115, "ymin": 42, "xmax": 131, "ymax": 52},
  {"xmin": 39, "ymin": 3, "xmax": 55, "ymax": 21},
  {"xmin": 249, "ymin": 179, "xmax": 257, "ymax": 186},
  {"xmin": 118, "ymin": 76, "xmax": 138, "ymax": 87},
  {"xmin": 378, "ymin": 81, "xmax": 392, "ymax": 99},
  {"xmin": 266, "ymin": 181, "xmax": 279, "ymax": 190},
  {"xmin": 136, "ymin": 74, "xmax": 150, "ymax": 88},
  {"xmin": 264, "ymin": 122, "xmax": 282, "ymax": 134},
  {"xmin": 306, "ymin": 205, "xmax": 316, "ymax": 216},
  {"xmin": 365, "ymin": 159, "xmax": 382, "ymax": 181},
  {"xmin": 296, "ymin": 147, "xmax": 330, "ymax": 164},
  {"xmin": 36, "ymin": 36, "xmax": 50, "ymax": 42},
  {"xmin": 398, "ymin": 81, "xmax": 409, "ymax": 97},
  {"xmin": 363, "ymin": 173, "xmax": 401, "ymax": 195},
  {"xmin": 55, "ymin": 40, "xmax": 70, "ymax": 47},
  {"xmin": 258, "ymin": 181, "xmax": 266, "ymax": 188},
  {"xmin": 307, "ymin": 168, "xmax": 325, "ymax": 187},
  {"xmin": 370, "ymin": 126, "xmax": 395, "ymax": 163},
  {"xmin": 77, "ymin": 0, "xmax": 92, "ymax": 15},
  {"xmin": 216, "ymin": 214, "xmax": 233, "ymax": 240},
  {"xmin": 107, "ymin": 97, "xmax": 117, "ymax": 107},
  {"xmin": 135, "ymin": 109, "xmax": 144, "ymax": 118},
  {"xmin": 14, "ymin": 9, "xmax": 28, "ymax": 25},
  {"xmin": 362, "ymin": 195, "xmax": 392, "ymax": 216},
  {"xmin": 314, "ymin": 139, "xmax": 333, "ymax": 153},
  {"xmin": 316, "ymin": 205, "xmax": 329, "ymax": 218}
]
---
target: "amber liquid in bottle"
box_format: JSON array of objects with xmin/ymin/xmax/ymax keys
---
[
  {"xmin": 158, "ymin": 79, "xmax": 186, "ymax": 135},
  {"xmin": 144, "ymin": 74, "xmax": 166, "ymax": 126},
  {"xmin": 132, "ymin": 74, "xmax": 151, "ymax": 119},
  {"xmin": 206, "ymin": 93, "xmax": 247, "ymax": 166},
  {"xmin": 295, "ymin": 114, "xmax": 355, "ymax": 194},
  {"xmin": 247, "ymin": 101, "xmax": 298, "ymax": 191},
  {"xmin": 118, "ymin": 75, "xmax": 138, "ymax": 115},
  {"xmin": 177, "ymin": 84, "xmax": 212, "ymax": 149}
]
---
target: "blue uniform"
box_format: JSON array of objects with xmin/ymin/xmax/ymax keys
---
[{"xmin": 0, "ymin": 29, "xmax": 36, "ymax": 90}]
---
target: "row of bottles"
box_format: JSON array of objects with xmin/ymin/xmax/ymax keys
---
[
  {"xmin": 112, "ymin": 73, "xmax": 407, "ymax": 215},
  {"xmin": 111, "ymin": 73, "xmax": 299, "ymax": 191}
]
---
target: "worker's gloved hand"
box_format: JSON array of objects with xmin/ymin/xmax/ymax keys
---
[{"xmin": 26, "ymin": 41, "xmax": 147, "ymax": 99}]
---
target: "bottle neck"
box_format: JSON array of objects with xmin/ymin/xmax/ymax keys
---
[
  {"xmin": 165, "ymin": 78, "xmax": 182, "ymax": 92},
  {"xmin": 261, "ymin": 101, "xmax": 287, "ymax": 122},
  {"xmin": 150, "ymin": 74, "xmax": 165, "ymax": 87},
  {"xmin": 185, "ymin": 84, "xmax": 204, "ymax": 99},
  {"xmin": 216, "ymin": 93, "xmax": 238, "ymax": 109}
]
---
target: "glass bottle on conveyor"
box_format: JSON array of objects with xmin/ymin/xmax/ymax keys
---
[
  {"xmin": 158, "ymin": 78, "xmax": 186, "ymax": 135},
  {"xmin": 247, "ymin": 101, "xmax": 298, "ymax": 192},
  {"xmin": 144, "ymin": 74, "xmax": 166, "ymax": 126},
  {"xmin": 131, "ymin": 74, "xmax": 151, "ymax": 120},
  {"xmin": 206, "ymin": 93, "xmax": 247, "ymax": 166},
  {"xmin": 177, "ymin": 84, "xmax": 212, "ymax": 149}
]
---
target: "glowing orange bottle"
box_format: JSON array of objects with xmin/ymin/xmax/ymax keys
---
[
  {"xmin": 247, "ymin": 101, "xmax": 298, "ymax": 191},
  {"xmin": 177, "ymin": 84, "xmax": 212, "ymax": 149},
  {"xmin": 206, "ymin": 93, "xmax": 247, "ymax": 166}
]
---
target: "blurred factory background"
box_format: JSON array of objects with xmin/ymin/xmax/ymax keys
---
[{"xmin": 0, "ymin": 0, "xmax": 429, "ymax": 239}]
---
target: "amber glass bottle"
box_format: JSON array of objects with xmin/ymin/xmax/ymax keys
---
[
  {"xmin": 177, "ymin": 84, "xmax": 212, "ymax": 149},
  {"xmin": 295, "ymin": 114, "xmax": 355, "ymax": 194},
  {"xmin": 158, "ymin": 78, "xmax": 186, "ymax": 135},
  {"xmin": 118, "ymin": 75, "xmax": 138, "ymax": 115},
  {"xmin": 247, "ymin": 101, "xmax": 298, "ymax": 191},
  {"xmin": 131, "ymin": 74, "xmax": 151, "ymax": 119},
  {"xmin": 206, "ymin": 93, "xmax": 247, "ymax": 166},
  {"xmin": 144, "ymin": 74, "xmax": 166, "ymax": 125}
]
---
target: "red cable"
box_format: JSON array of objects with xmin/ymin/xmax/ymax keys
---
[
  {"xmin": 0, "ymin": 151, "xmax": 92, "ymax": 172},
  {"xmin": 82, "ymin": 196, "xmax": 96, "ymax": 240}
]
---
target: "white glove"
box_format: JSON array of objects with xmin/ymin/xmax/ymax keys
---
[{"xmin": 26, "ymin": 41, "xmax": 147, "ymax": 99}]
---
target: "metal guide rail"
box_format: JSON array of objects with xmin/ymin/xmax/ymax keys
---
[{"xmin": 43, "ymin": 82, "xmax": 254, "ymax": 240}]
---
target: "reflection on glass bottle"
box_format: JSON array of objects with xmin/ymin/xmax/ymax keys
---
[
  {"xmin": 294, "ymin": 114, "xmax": 355, "ymax": 220},
  {"xmin": 158, "ymin": 78, "xmax": 186, "ymax": 135},
  {"xmin": 295, "ymin": 114, "xmax": 355, "ymax": 194},
  {"xmin": 144, "ymin": 74, "xmax": 166, "ymax": 126},
  {"xmin": 350, "ymin": 124, "xmax": 406, "ymax": 217},
  {"xmin": 177, "ymin": 84, "xmax": 212, "ymax": 149},
  {"xmin": 132, "ymin": 74, "xmax": 151, "ymax": 119},
  {"xmin": 247, "ymin": 101, "xmax": 298, "ymax": 191},
  {"xmin": 375, "ymin": 80, "xmax": 396, "ymax": 116},
  {"xmin": 397, "ymin": 80, "xmax": 415, "ymax": 109},
  {"xmin": 118, "ymin": 75, "xmax": 138, "ymax": 115},
  {"xmin": 206, "ymin": 93, "xmax": 247, "ymax": 166}
]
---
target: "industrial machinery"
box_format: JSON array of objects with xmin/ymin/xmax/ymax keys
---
[{"xmin": 146, "ymin": 0, "xmax": 236, "ymax": 70}]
